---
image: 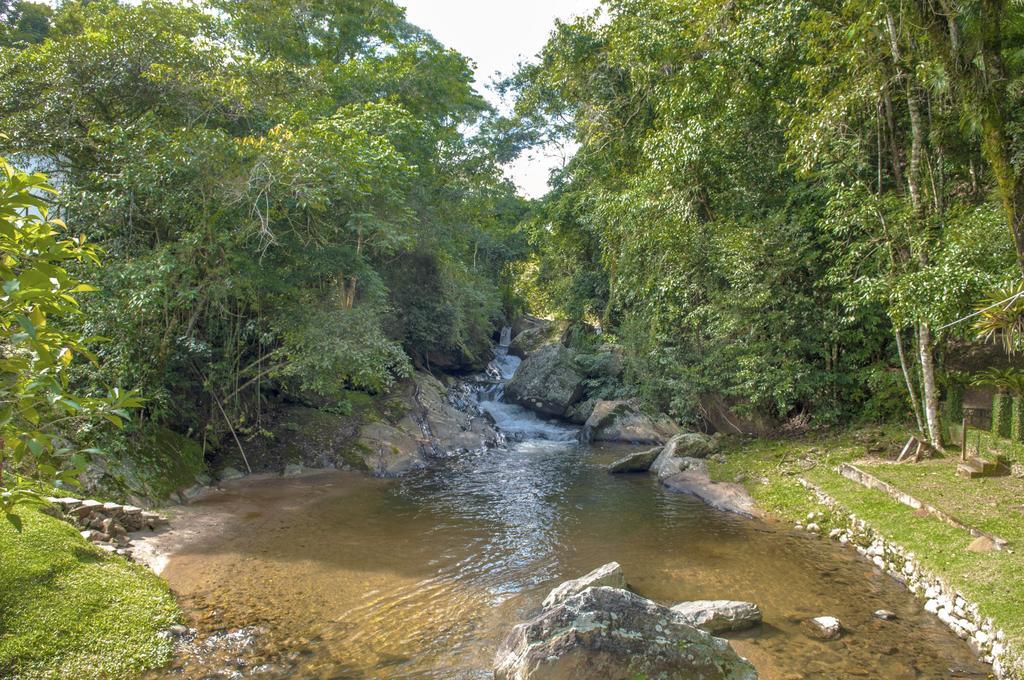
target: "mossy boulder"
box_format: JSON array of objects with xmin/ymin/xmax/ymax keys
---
[
  {"xmin": 90, "ymin": 426, "xmax": 205, "ymax": 503},
  {"xmin": 508, "ymin": 319, "xmax": 569, "ymax": 359},
  {"xmin": 506, "ymin": 344, "xmax": 585, "ymax": 418},
  {"xmin": 581, "ymin": 400, "xmax": 680, "ymax": 445}
]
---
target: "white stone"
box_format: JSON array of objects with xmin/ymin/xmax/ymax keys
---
[
  {"xmin": 924, "ymin": 599, "xmax": 940, "ymax": 614},
  {"xmin": 806, "ymin": 616, "xmax": 842, "ymax": 640}
]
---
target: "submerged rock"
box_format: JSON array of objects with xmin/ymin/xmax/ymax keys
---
[
  {"xmin": 495, "ymin": 587, "xmax": 758, "ymax": 680},
  {"xmin": 806, "ymin": 616, "xmax": 843, "ymax": 640},
  {"xmin": 607, "ymin": 447, "xmax": 661, "ymax": 473},
  {"xmin": 671, "ymin": 600, "xmax": 763, "ymax": 634},
  {"xmin": 505, "ymin": 344, "xmax": 585, "ymax": 418},
  {"xmin": 581, "ymin": 400, "xmax": 680, "ymax": 445},
  {"xmin": 542, "ymin": 562, "xmax": 626, "ymax": 609},
  {"xmin": 661, "ymin": 471, "xmax": 758, "ymax": 518}
]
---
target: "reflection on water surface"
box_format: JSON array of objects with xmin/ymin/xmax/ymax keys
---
[{"xmin": 154, "ymin": 439, "xmax": 989, "ymax": 679}]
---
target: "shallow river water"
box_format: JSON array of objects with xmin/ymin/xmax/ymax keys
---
[
  {"xmin": 153, "ymin": 342, "xmax": 990, "ymax": 679},
  {"xmin": 155, "ymin": 436, "xmax": 991, "ymax": 679}
]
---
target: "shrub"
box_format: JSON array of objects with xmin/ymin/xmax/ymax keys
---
[{"xmin": 992, "ymin": 392, "xmax": 1013, "ymax": 438}]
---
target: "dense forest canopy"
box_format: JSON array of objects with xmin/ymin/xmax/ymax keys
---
[
  {"xmin": 506, "ymin": 0, "xmax": 1024, "ymax": 437},
  {"xmin": 0, "ymin": 0, "xmax": 527, "ymax": 499},
  {"xmin": 3, "ymin": 0, "xmax": 1024, "ymax": 506}
]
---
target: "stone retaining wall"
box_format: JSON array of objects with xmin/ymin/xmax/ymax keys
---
[
  {"xmin": 45, "ymin": 496, "xmax": 169, "ymax": 560},
  {"xmin": 797, "ymin": 478, "xmax": 1020, "ymax": 679}
]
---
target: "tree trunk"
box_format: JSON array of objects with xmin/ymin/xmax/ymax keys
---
[
  {"xmin": 918, "ymin": 322, "xmax": 944, "ymax": 448},
  {"xmin": 894, "ymin": 326, "xmax": 925, "ymax": 434}
]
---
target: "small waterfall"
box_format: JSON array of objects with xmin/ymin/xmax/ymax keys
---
[{"xmin": 476, "ymin": 327, "xmax": 576, "ymax": 442}]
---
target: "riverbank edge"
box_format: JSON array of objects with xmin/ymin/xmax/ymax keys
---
[
  {"xmin": 0, "ymin": 506, "xmax": 182, "ymax": 679},
  {"xmin": 796, "ymin": 477, "xmax": 1016, "ymax": 677},
  {"xmin": 710, "ymin": 430, "xmax": 1023, "ymax": 679}
]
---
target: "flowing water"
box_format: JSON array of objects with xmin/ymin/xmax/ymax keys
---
[{"xmin": 154, "ymin": 338, "xmax": 991, "ymax": 679}]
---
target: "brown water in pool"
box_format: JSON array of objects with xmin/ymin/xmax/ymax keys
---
[{"xmin": 151, "ymin": 439, "xmax": 991, "ymax": 679}]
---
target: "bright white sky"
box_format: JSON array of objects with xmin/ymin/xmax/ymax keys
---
[{"xmin": 401, "ymin": 1, "xmax": 599, "ymax": 197}]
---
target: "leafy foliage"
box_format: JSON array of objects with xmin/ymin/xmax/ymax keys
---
[
  {"xmin": 0, "ymin": 0, "xmax": 525, "ymax": 479},
  {"xmin": 506, "ymin": 0, "xmax": 1024, "ymax": 432},
  {"xmin": 0, "ymin": 157, "xmax": 141, "ymax": 520}
]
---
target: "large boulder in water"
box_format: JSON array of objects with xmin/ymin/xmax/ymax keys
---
[
  {"xmin": 495, "ymin": 587, "xmax": 758, "ymax": 680},
  {"xmin": 542, "ymin": 562, "xmax": 626, "ymax": 608},
  {"xmin": 650, "ymin": 433, "xmax": 717, "ymax": 479},
  {"xmin": 581, "ymin": 400, "xmax": 680, "ymax": 445},
  {"xmin": 607, "ymin": 447, "xmax": 661, "ymax": 473},
  {"xmin": 506, "ymin": 344, "xmax": 585, "ymax": 418}
]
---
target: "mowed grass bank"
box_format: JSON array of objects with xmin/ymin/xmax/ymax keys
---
[
  {"xmin": 0, "ymin": 507, "xmax": 180, "ymax": 679},
  {"xmin": 710, "ymin": 426, "xmax": 1024, "ymax": 670}
]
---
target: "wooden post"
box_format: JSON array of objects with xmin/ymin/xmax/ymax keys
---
[{"xmin": 961, "ymin": 416, "xmax": 969, "ymax": 462}]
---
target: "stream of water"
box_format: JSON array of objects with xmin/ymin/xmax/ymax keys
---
[{"xmin": 153, "ymin": 338, "xmax": 991, "ymax": 679}]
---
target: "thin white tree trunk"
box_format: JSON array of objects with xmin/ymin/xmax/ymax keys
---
[
  {"xmin": 917, "ymin": 322, "xmax": 943, "ymax": 448},
  {"xmin": 894, "ymin": 326, "xmax": 925, "ymax": 434}
]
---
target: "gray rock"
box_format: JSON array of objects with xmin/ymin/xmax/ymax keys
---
[
  {"xmin": 508, "ymin": 320, "xmax": 568, "ymax": 359},
  {"xmin": 505, "ymin": 344, "xmax": 585, "ymax": 418},
  {"xmin": 651, "ymin": 452, "xmax": 709, "ymax": 481},
  {"xmin": 542, "ymin": 562, "xmax": 626, "ymax": 609},
  {"xmin": 176, "ymin": 484, "xmax": 206, "ymax": 504},
  {"xmin": 671, "ymin": 600, "xmax": 763, "ymax": 633},
  {"xmin": 662, "ymin": 432, "xmax": 718, "ymax": 460},
  {"xmin": 219, "ymin": 466, "xmax": 247, "ymax": 482},
  {"xmin": 282, "ymin": 463, "xmax": 306, "ymax": 477},
  {"xmin": 661, "ymin": 471, "xmax": 758, "ymax": 518},
  {"xmin": 874, "ymin": 610, "xmax": 897, "ymax": 621},
  {"xmin": 356, "ymin": 422, "xmax": 425, "ymax": 477},
  {"xmin": 806, "ymin": 616, "xmax": 843, "ymax": 640},
  {"xmin": 581, "ymin": 400, "xmax": 680, "ymax": 445},
  {"xmin": 495, "ymin": 587, "xmax": 758, "ymax": 680},
  {"xmin": 607, "ymin": 447, "xmax": 661, "ymax": 474},
  {"xmin": 564, "ymin": 398, "xmax": 597, "ymax": 425}
]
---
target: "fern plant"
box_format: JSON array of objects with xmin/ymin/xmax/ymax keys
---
[{"xmin": 974, "ymin": 280, "xmax": 1024, "ymax": 355}]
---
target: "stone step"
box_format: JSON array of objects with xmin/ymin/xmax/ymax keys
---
[
  {"xmin": 957, "ymin": 456, "xmax": 1009, "ymax": 479},
  {"xmin": 967, "ymin": 456, "xmax": 998, "ymax": 474}
]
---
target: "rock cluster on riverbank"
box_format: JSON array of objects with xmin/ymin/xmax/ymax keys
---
[
  {"xmin": 607, "ymin": 431, "xmax": 760, "ymax": 517},
  {"xmin": 202, "ymin": 371, "xmax": 502, "ymax": 486},
  {"xmin": 44, "ymin": 496, "xmax": 169, "ymax": 558}
]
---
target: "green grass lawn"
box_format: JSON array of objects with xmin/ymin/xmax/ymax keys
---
[
  {"xmin": 0, "ymin": 507, "xmax": 180, "ymax": 679},
  {"xmin": 710, "ymin": 426, "xmax": 1024, "ymax": 671}
]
